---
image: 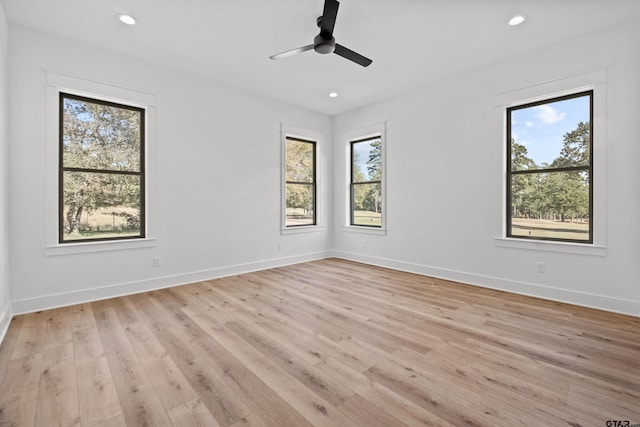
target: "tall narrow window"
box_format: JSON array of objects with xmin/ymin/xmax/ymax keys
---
[
  {"xmin": 351, "ymin": 136, "xmax": 382, "ymax": 227},
  {"xmin": 507, "ymin": 91, "xmax": 592, "ymax": 243},
  {"xmin": 285, "ymin": 136, "xmax": 316, "ymax": 227},
  {"xmin": 59, "ymin": 93, "xmax": 145, "ymax": 243}
]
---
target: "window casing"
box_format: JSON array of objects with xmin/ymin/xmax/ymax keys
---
[
  {"xmin": 59, "ymin": 93, "xmax": 145, "ymax": 243},
  {"xmin": 350, "ymin": 136, "xmax": 383, "ymax": 228},
  {"xmin": 285, "ymin": 136, "xmax": 316, "ymax": 227},
  {"xmin": 506, "ymin": 90, "xmax": 593, "ymax": 244}
]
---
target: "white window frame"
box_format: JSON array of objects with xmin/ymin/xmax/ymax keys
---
[
  {"xmin": 494, "ymin": 69, "xmax": 607, "ymax": 256},
  {"xmin": 280, "ymin": 124, "xmax": 324, "ymax": 235},
  {"xmin": 342, "ymin": 123, "xmax": 387, "ymax": 235},
  {"xmin": 45, "ymin": 71, "xmax": 157, "ymax": 255}
]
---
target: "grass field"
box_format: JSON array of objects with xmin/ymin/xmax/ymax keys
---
[
  {"xmin": 353, "ymin": 210, "xmax": 381, "ymax": 227},
  {"xmin": 63, "ymin": 206, "xmax": 141, "ymax": 240},
  {"xmin": 64, "ymin": 230, "xmax": 141, "ymax": 241},
  {"xmin": 511, "ymin": 217, "xmax": 589, "ymax": 240},
  {"xmin": 286, "ymin": 208, "xmax": 314, "ymax": 226}
]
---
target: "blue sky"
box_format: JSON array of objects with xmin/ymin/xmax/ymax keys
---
[
  {"xmin": 352, "ymin": 139, "xmax": 378, "ymax": 179},
  {"xmin": 511, "ymin": 94, "xmax": 590, "ymax": 166}
]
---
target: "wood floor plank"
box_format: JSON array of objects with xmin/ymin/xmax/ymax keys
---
[
  {"xmin": 0, "ymin": 354, "xmax": 42, "ymax": 426},
  {"xmin": 35, "ymin": 341, "xmax": 80, "ymax": 427},
  {"xmin": 337, "ymin": 392, "xmax": 413, "ymax": 427},
  {"xmin": 244, "ymin": 356, "xmax": 352, "ymax": 427},
  {"xmin": 166, "ymin": 398, "xmax": 220, "ymax": 427},
  {"xmin": 108, "ymin": 363, "xmax": 173, "ymax": 427},
  {"xmin": 314, "ymin": 334, "xmax": 392, "ymax": 373},
  {"xmin": 42, "ymin": 306, "xmax": 74, "ymax": 350},
  {"xmin": 92, "ymin": 301, "xmax": 141, "ymax": 372},
  {"xmin": 91, "ymin": 414, "xmax": 127, "ymax": 427},
  {"xmin": 0, "ymin": 316, "xmax": 22, "ymax": 381},
  {"xmin": 358, "ymin": 382, "xmax": 456, "ymax": 427},
  {"xmin": 10, "ymin": 310, "xmax": 48, "ymax": 360},
  {"xmin": 228, "ymin": 413, "xmax": 269, "ymax": 427},
  {"xmin": 225, "ymin": 319, "xmax": 354, "ymax": 408},
  {"xmin": 75, "ymin": 355, "xmax": 123, "ymax": 427},
  {"xmin": 130, "ymin": 300, "xmax": 251, "ymax": 427},
  {"xmin": 106, "ymin": 297, "xmax": 198, "ymax": 411},
  {"xmin": 0, "ymin": 258, "xmax": 638, "ymax": 426},
  {"xmin": 172, "ymin": 325, "xmax": 316, "ymax": 427}
]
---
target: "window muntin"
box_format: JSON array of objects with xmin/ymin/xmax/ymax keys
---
[
  {"xmin": 350, "ymin": 136, "xmax": 382, "ymax": 227},
  {"xmin": 59, "ymin": 93, "xmax": 145, "ymax": 243},
  {"xmin": 285, "ymin": 137, "xmax": 316, "ymax": 227},
  {"xmin": 507, "ymin": 91, "xmax": 592, "ymax": 243}
]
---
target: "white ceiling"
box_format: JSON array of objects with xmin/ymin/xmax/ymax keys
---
[{"xmin": 3, "ymin": 0, "xmax": 640, "ymax": 116}]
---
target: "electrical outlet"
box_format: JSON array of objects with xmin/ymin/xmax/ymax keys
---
[
  {"xmin": 536, "ymin": 262, "xmax": 545, "ymax": 273},
  {"xmin": 153, "ymin": 257, "xmax": 161, "ymax": 267}
]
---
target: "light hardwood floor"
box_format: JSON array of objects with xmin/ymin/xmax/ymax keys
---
[{"xmin": 0, "ymin": 258, "xmax": 638, "ymax": 426}]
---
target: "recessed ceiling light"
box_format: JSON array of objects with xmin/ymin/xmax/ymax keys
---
[
  {"xmin": 118, "ymin": 14, "xmax": 136, "ymax": 25},
  {"xmin": 508, "ymin": 15, "xmax": 525, "ymax": 26},
  {"xmin": 329, "ymin": 92, "xmax": 338, "ymax": 98}
]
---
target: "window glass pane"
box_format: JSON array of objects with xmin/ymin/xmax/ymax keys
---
[
  {"xmin": 62, "ymin": 96, "xmax": 142, "ymax": 172},
  {"xmin": 510, "ymin": 94, "xmax": 590, "ymax": 171},
  {"xmin": 352, "ymin": 137, "xmax": 382, "ymax": 182},
  {"xmin": 352, "ymin": 182, "xmax": 381, "ymax": 227},
  {"xmin": 510, "ymin": 171, "xmax": 589, "ymax": 241},
  {"xmin": 286, "ymin": 139, "xmax": 314, "ymax": 183},
  {"xmin": 61, "ymin": 171, "xmax": 141, "ymax": 241},
  {"xmin": 286, "ymin": 183, "xmax": 314, "ymax": 226}
]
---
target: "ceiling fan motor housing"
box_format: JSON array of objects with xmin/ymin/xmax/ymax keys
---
[{"xmin": 314, "ymin": 34, "xmax": 336, "ymax": 54}]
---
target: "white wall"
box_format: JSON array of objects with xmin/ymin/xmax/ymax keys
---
[
  {"xmin": 8, "ymin": 26, "xmax": 332, "ymax": 313},
  {"xmin": 0, "ymin": 3, "xmax": 11, "ymax": 340},
  {"xmin": 333, "ymin": 21, "xmax": 640, "ymax": 316}
]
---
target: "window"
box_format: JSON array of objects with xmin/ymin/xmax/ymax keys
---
[
  {"xmin": 507, "ymin": 91, "xmax": 592, "ymax": 243},
  {"xmin": 285, "ymin": 136, "xmax": 316, "ymax": 227},
  {"xmin": 351, "ymin": 135, "xmax": 382, "ymax": 227},
  {"xmin": 59, "ymin": 93, "xmax": 145, "ymax": 243}
]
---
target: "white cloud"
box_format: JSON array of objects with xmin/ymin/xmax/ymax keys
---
[
  {"xmin": 533, "ymin": 105, "xmax": 566, "ymax": 124},
  {"xmin": 525, "ymin": 120, "xmax": 534, "ymax": 127}
]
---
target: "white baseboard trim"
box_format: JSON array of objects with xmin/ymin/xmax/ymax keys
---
[
  {"xmin": 331, "ymin": 250, "xmax": 640, "ymax": 317},
  {"xmin": 11, "ymin": 251, "xmax": 332, "ymax": 315},
  {"xmin": 8, "ymin": 249, "xmax": 639, "ymax": 318},
  {"xmin": 0, "ymin": 302, "xmax": 12, "ymax": 347}
]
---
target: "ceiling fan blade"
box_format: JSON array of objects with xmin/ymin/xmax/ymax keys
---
[
  {"xmin": 269, "ymin": 44, "xmax": 315, "ymax": 60},
  {"xmin": 320, "ymin": 0, "xmax": 339, "ymax": 37},
  {"xmin": 334, "ymin": 43, "xmax": 372, "ymax": 67}
]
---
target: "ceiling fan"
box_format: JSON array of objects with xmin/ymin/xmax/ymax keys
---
[{"xmin": 269, "ymin": 0, "xmax": 373, "ymax": 67}]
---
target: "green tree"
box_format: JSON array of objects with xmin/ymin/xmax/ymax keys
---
[
  {"xmin": 511, "ymin": 140, "xmax": 536, "ymax": 171},
  {"xmin": 510, "ymin": 141, "xmax": 536, "ymax": 218},
  {"xmin": 352, "ymin": 149, "xmax": 368, "ymax": 211},
  {"xmin": 285, "ymin": 140, "xmax": 314, "ymax": 213},
  {"xmin": 545, "ymin": 121, "xmax": 590, "ymax": 221},
  {"xmin": 366, "ymin": 138, "xmax": 382, "ymax": 180},
  {"xmin": 363, "ymin": 138, "xmax": 382, "ymax": 214},
  {"xmin": 553, "ymin": 121, "xmax": 590, "ymax": 168}
]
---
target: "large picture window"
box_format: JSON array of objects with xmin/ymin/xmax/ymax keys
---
[
  {"xmin": 285, "ymin": 136, "xmax": 316, "ymax": 227},
  {"xmin": 59, "ymin": 93, "xmax": 145, "ymax": 243},
  {"xmin": 351, "ymin": 136, "xmax": 382, "ymax": 227},
  {"xmin": 507, "ymin": 91, "xmax": 592, "ymax": 243}
]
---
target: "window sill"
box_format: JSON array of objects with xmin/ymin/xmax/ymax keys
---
[
  {"xmin": 494, "ymin": 237, "xmax": 606, "ymax": 256},
  {"xmin": 46, "ymin": 237, "xmax": 157, "ymax": 256},
  {"xmin": 342, "ymin": 226, "xmax": 387, "ymax": 236},
  {"xmin": 281, "ymin": 225, "xmax": 325, "ymax": 235}
]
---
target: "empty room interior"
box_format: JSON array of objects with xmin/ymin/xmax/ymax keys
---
[{"xmin": 0, "ymin": 0, "xmax": 639, "ymax": 426}]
